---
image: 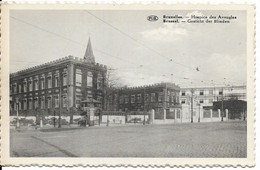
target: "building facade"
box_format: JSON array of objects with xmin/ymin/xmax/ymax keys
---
[
  {"xmin": 10, "ymin": 39, "xmax": 107, "ymax": 117},
  {"xmin": 180, "ymin": 85, "xmax": 246, "ymax": 107},
  {"xmin": 106, "ymin": 83, "xmax": 181, "ymax": 113}
]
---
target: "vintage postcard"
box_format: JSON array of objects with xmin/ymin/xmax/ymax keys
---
[{"xmin": 0, "ymin": 2, "xmax": 255, "ymax": 167}]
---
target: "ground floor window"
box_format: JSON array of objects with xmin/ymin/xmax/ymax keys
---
[
  {"xmin": 47, "ymin": 97, "xmax": 52, "ymax": 108},
  {"xmin": 63, "ymin": 96, "xmax": 67, "ymax": 108},
  {"xmin": 28, "ymin": 99, "xmax": 32, "ymax": 109},
  {"xmin": 75, "ymin": 95, "xmax": 81, "ymax": 108},
  {"xmin": 54, "ymin": 96, "xmax": 59, "ymax": 108},
  {"xmin": 18, "ymin": 101, "xmax": 22, "ymax": 110},
  {"xmin": 23, "ymin": 99, "xmax": 27, "ymax": 110},
  {"xmin": 40, "ymin": 97, "xmax": 45, "ymax": 109}
]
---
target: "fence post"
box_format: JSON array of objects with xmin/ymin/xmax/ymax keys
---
[
  {"xmin": 174, "ymin": 110, "xmax": 177, "ymax": 123},
  {"xmin": 149, "ymin": 109, "xmax": 154, "ymax": 124},
  {"xmin": 40, "ymin": 119, "xmax": 43, "ymax": 128},
  {"xmin": 143, "ymin": 112, "xmax": 146, "ymax": 125},
  {"xmin": 163, "ymin": 109, "xmax": 166, "ymax": 121},
  {"xmin": 225, "ymin": 109, "xmax": 229, "ymax": 120},
  {"xmin": 107, "ymin": 114, "xmax": 109, "ymax": 126},
  {"xmin": 210, "ymin": 109, "xmax": 213, "ymax": 122},
  {"xmin": 218, "ymin": 109, "xmax": 221, "ymax": 121}
]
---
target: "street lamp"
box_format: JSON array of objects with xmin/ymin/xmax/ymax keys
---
[
  {"xmin": 190, "ymin": 88, "xmax": 194, "ymax": 123},
  {"xmin": 221, "ymin": 78, "xmax": 226, "ymax": 122},
  {"xmin": 15, "ymin": 98, "xmax": 19, "ymax": 128}
]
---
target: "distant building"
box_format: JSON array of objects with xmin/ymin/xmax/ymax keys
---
[
  {"xmin": 106, "ymin": 82, "xmax": 181, "ymax": 113},
  {"xmin": 10, "ymin": 38, "xmax": 107, "ymax": 117},
  {"xmin": 180, "ymin": 85, "xmax": 246, "ymax": 107}
]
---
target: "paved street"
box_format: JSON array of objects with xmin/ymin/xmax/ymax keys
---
[{"xmin": 10, "ymin": 121, "xmax": 247, "ymax": 157}]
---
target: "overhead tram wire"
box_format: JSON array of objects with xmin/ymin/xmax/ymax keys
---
[
  {"xmin": 10, "ymin": 16, "xmax": 244, "ymax": 86},
  {"xmin": 83, "ymin": 10, "xmax": 196, "ymax": 71},
  {"xmin": 10, "ymin": 16, "xmax": 138, "ymax": 66},
  {"xmin": 83, "ymin": 11, "xmax": 245, "ymax": 84}
]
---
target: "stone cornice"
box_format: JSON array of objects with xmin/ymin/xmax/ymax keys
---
[{"xmin": 10, "ymin": 55, "xmax": 107, "ymax": 78}]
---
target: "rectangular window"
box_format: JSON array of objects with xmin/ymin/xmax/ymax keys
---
[
  {"xmin": 119, "ymin": 95, "xmax": 124, "ymax": 104},
  {"xmin": 124, "ymin": 95, "xmax": 129, "ymax": 104},
  {"xmin": 131, "ymin": 95, "xmax": 135, "ymax": 103},
  {"xmin": 47, "ymin": 77, "xmax": 52, "ymax": 88},
  {"xmin": 63, "ymin": 96, "xmax": 67, "ymax": 107},
  {"xmin": 75, "ymin": 95, "xmax": 81, "ymax": 108},
  {"xmin": 158, "ymin": 92, "xmax": 164, "ymax": 102},
  {"xmin": 200, "ymin": 100, "xmax": 204, "ymax": 104},
  {"xmin": 200, "ymin": 91, "xmax": 204, "ymax": 95},
  {"xmin": 18, "ymin": 84, "xmax": 22, "ymax": 93},
  {"xmin": 55, "ymin": 76, "xmax": 59, "ymax": 87},
  {"xmin": 54, "ymin": 96, "xmax": 59, "ymax": 108},
  {"xmin": 137, "ymin": 94, "xmax": 141, "ymax": 103},
  {"xmin": 63, "ymin": 74, "xmax": 67, "ymax": 86},
  {"xmin": 151, "ymin": 93, "xmax": 155, "ymax": 102},
  {"xmin": 14, "ymin": 102, "xmax": 17, "ymax": 110},
  {"xmin": 76, "ymin": 69, "xmax": 82, "ymax": 86},
  {"xmin": 29, "ymin": 81, "xmax": 33, "ymax": 91},
  {"xmin": 19, "ymin": 101, "xmax": 22, "ymax": 110},
  {"xmin": 114, "ymin": 94, "xmax": 118, "ymax": 104},
  {"xmin": 145, "ymin": 94, "xmax": 149, "ymax": 102},
  {"xmin": 47, "ymin": 97, "xmax": 52, "ymax": 108},
  {"xmin": 34, "ymin": 79, "xmax": 39, "ymax": 90},
  {"xmin": 28, "ymin": 99, "xmax": 32, "ymax": 109},
  {"xmin": 13, "ymin": 83, "xmax": 17, "ymax": 94},
  {"xmin": 40, "ymin": 97, "xmax": 45, "ymax": 109},
  {"xmin": 181, "ymin": 100, "xmax": 186, "ymax": 104},
  {"xmin": 34, "ymin": 98, "xmax": 38, "ymax": 109},
  {"xmin": 23, "ymin": 99, "xmax": 27, "ymax": 110},
  {"xmin": 41, "ymin": 78, "xmax": 45, "ymax": 89},
  {"xmin": 76, "ymin": 74, "xmax": 82, "ymax": 86},
  {"xmin": 97, "ymin": 73, "xmax": 103, "ymax": 90},
  {"xmin": 181, "ymin": 92, "xmax": 185, "ymax": 96},
  {"xmin": 87, "ymin": 72, "xmax": 93, "ymax": 87},
  {"xmin": 23, "ymin": 81, "xmax": 27, "ymax": 92},
  {"xmin": 219, "ymin": 91, "xmax": 223, "ymax": 95}
]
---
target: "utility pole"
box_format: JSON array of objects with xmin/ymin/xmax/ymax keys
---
[
  {"xmin": 16, "ymin": 99, "xmax": 20, "ymax": 128},
  {"xmin": 198, "ymin": 103, "xmax": 200, "ymax": 123},
  {"xmin": 58, "ymin": 71, "xmax": 62, "ymax": 128},
  {"xmin": 221, "ymin": 87, "xmax": 224, "ymax": 122},
  {"xmin": 191, "ymin": 88, "xmax": 194, "ymax": 123}
]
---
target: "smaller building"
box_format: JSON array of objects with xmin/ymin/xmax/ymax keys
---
[
  {"xmin": 180, "ymin": 85, "xmax": 246, "ymax": 107},
  {"xmin": 105, "ymin": 82, "xmax": 181, "ymax": 114},
  {"xmin": 213, "ymin": 100, "xmax": 247, "ymax": 120}
]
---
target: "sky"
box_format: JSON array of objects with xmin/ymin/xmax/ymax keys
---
[{"xmin": 10, "ymin": 10, "xmax": 247, "ymax": 88}]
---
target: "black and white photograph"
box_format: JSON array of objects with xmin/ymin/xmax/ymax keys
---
[{"xmin": 0, "ymin": 3, "xmax": 255, "ymax": 167}]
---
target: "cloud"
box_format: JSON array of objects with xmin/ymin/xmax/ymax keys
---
[{"xmin": 141, "ymin": 24, "xmax": 188, "ymax": 42}]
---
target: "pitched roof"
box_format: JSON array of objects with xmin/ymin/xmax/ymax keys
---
[{"xmin": 84, "ymin": 38, "xmax": 95, "ymax": 63}]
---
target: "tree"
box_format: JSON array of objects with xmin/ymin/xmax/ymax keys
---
[{"xmin": 104, "ymin": 67, "xmax": 125, "ymax": 111}]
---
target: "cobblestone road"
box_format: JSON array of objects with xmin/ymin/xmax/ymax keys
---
[{"xmin": 10, "ymin": 121, "xmax": 247, "ymax": 157}]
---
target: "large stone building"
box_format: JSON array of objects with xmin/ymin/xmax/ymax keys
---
[
  {"xmin": 106, "ymin": 82, "xmax": 181, "ymax": 114},
  {"xmin": 10, "ymin": 39, "xmax": 107, "ymax": 117}
]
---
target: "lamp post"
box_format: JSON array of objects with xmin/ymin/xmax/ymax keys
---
[
  {"xmin": 221, "ymin": 78, "xmax": 226, "ymax": 122},
  {"xmin": 16, "ymin": 98, "xmax": 19, "ymax": 128},
  {"xmin": 190, "ymin": 88, "xmax": 194, "ymax": 123},
  {"xmin": 221, "ymin": 87, "xmax": 224, "ymax": 122},
  {"xmin": 198, "ymin": 102, "xmax": 200, "ymax": 123},
  {"xmin": 58, "ymin": 72, "xmax": 62, "ymax": 128}
]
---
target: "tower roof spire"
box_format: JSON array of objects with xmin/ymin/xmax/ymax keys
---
[{"xmin": 84, "ymin": 37, "xmax": 95, "ymax": 63}]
